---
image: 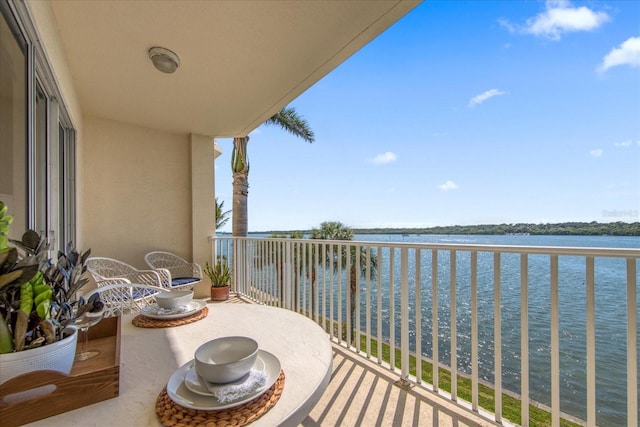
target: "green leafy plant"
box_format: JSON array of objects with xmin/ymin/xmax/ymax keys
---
[
  {"xmin": 0, "ymin": 201, "xmax": 100, "ymax": 353},
  {"xmin": 204, "ymin": 260, "xmax": 231, "ymax": 288}
]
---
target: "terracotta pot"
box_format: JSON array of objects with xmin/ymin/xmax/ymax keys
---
[{"xmin": 210, "ymin": 285, "xmax": 230, "ymax": 301}]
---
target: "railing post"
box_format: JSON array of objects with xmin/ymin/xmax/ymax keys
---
[
  {"xmin": 471, "ymin": 251, "xmax": 478, "ymax": 412},
  {"xmin": 432, "ymin": 249, "xmax": 439, "ymax": 391},
  {"xmin": 329, "ymin": 244, "xmax": 334, "ymax": 340},
  {"xmin": 389, "ymin": 248, "xmax": 395, "ymax": 370},
  {"xmin": 396, "ymin": 247, "xmax": 412, "ymax": 389},
  {"xmin": 450, "ymin": 250, "xmax": 457, "ymax": 401},
  {"xmin": 337, "ymin": 245, "xmax": 343, "ymax": 345},
  {"xmin": 231, "ymin": 237, "xmax": 238, "ymax": 295},
  {"xmin": 586, "ymin": 256, "xmax": 596, "ymax": 427},
  {"xmin": 415, "ymin": 248, "xmax": 422, "ymax": 384},
  {"xmin": 284, "ymin": 241, "xmax": 292, "ymax": 310},
  {"xmin": 355, "ymin": 243, "xmax": 361, "ymax": 353},
  {"xmin": 520, "ymin": 253, "xmax": 529, "ymax": 426},
  {"xmin": 493, "ymin": 252, "xmax": 502, "ymax": 423},
  {"xmin": 550, "ymin": 255, "xmax": 560, "ymax": 427},
  {"xmin": 365, "ymin": 246, "xmax": 372, "ymax": 358},
  {"xmin": 377, "ymin": 245, "xmax": 383, "ymax": 364},
  {"xmin": 627, "ymin": 258, "xmax": 638, "ymax": 427}
]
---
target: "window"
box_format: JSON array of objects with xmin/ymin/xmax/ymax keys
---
[
  {"xmin": 0, "ymin": 1, "xmax": 27, "ymax": 239},
  {"xmin": 1, "ymin": 0, "xmax": 76, "ymax": 251}
]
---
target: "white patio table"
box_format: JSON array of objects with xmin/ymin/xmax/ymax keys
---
[{"xmin": 25, "ymin": 302, "xmax": 333, "ymax": 427}]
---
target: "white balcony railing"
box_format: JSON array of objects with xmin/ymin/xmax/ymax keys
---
[{"xmin": 212, "ymin": 236, "xmax": 639, "ymax": 427}]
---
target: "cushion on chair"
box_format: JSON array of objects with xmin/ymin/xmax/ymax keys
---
[{"xmin": 171, "ymin": 277, "xmax": 200, "ymax": 287}]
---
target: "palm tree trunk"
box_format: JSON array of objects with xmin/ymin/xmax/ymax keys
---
[
  {"xmin": 232, "ymin": 137, "xmax": 249, "ymax": 237},
  {"xmin": 232, "ymin": 173, "xmax": 248, "ymax": 237}
]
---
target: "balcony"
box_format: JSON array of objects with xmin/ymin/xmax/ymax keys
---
[{"xmin": 214, "ymin": 236, "xmax": 639, "ymax": 427}]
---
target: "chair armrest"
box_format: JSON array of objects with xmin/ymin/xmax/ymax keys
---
[
  {"xmin": 129, "ymin": 269, "xmax": 169, "ymax": 289},
  {"xmin": 85, "ymin": 283, "xmax": 165, "ymax": 317},
  {"xmin": 96, "ymin": 277, "xmax": 132, "ymax": 286},
  {"xmin": 152, "ymin": 268, "xmax": 172, "ymax": 288}
]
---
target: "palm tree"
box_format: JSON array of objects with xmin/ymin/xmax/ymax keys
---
[
  {"xmin": 231, "ymin": 106, "xmax": 314, "ymax": 237},
  {"xmin": 310, "ymin": 221, "xmax": 377, "ymax": 342},
  {"xmin": 215, "ymin": 197, "xmax": 231, "ymax": 230}
]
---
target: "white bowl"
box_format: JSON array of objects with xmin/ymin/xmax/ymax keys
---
[
  {"xmin": 194, "ymin": 336, "xmax": 259, "ymax": 384},
  {"xmin": 155, "ymin": 290, "xmax": 193, "ymax": 309}
]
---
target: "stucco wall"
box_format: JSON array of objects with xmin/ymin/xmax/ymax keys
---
[
  {"xmin": 82, "ymin": 117, "xmax": 192, "ymax": 268},
  {"xmin": 28, "ymin": 0, "xmax": 218, "ymax": 299}
]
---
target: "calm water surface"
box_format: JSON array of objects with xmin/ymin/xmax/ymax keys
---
[{"xmin": 351, "ymin": 234, "xmax": 639, "ymax": 426}]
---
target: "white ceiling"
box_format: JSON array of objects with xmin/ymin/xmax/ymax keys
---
[{"xmin": 48, "ymin": 0, "xmax": 420, "ymax": 137}]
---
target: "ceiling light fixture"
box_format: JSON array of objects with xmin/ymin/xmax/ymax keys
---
[{"xmin": 148, "ymin": 47, "xmax": 180, "ymax": 74}]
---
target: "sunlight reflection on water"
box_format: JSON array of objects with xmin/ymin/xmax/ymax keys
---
[{"xmin": 351, "ymin": 233, "xmax": 639, "ymax": 426}]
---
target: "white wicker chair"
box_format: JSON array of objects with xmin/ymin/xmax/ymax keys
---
[
  {"xmin": 87, "ymin": 256, "xmax": 172, "ymax": 290},
  {"xmin": 86, "ymin": 280, "xmax": 165, "ymax": 317},
  {"xmin": 144, "ymin": 251, "xmax": 202, "ymax": 291}
]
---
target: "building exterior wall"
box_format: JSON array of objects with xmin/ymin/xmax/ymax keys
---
[
  {"xmin": 28, "ymin": 1, "xmax": 218, "ymax": 298},
  {"xmin": 82, "ymin": 117, "xmax": 192, "ymax": 268},
  {"xmin": 190, "ymin": 134, "xmax": 218, "ymax": 296}
]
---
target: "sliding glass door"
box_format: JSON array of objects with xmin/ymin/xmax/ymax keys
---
[
  {"xmin": 0, "ymin": 0, "xmax": 27, "ymax": 239},
  {"xmin": 1, "ymin": 0, "xmax": 76, "ymax": 252}
]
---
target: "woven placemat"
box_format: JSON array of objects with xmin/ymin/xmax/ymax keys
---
[
  {"xmin": 132, "ymin": 306, "xmax": 208, "ymax": 328},
  {"xmin": 156, "ymin": 370, "xmax": 285, "ymax": 427}
]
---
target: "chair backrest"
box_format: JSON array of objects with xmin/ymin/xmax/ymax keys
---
[
  {"xmin": 145, "ymin": 251, "xmax": 189, "ymax": 269},
  {"xmin": 145, "ymin": 251, "xmax": 202, "ymax": 280},
  {"xmin": 87, "ymin": 257, "xmax": 138, "ymax": 280}
]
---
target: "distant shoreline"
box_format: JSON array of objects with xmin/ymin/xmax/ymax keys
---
[{"xmin": 245, "ymin": 221, "xmax": 640, "ymax": 237}]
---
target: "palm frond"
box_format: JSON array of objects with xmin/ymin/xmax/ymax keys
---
[
  {"xmin": 215, "ymin": 197, "xmax": 231, "ymax": 230},
  {"xmin": 265, "ymin": 107, "xmax": 315, "ymax": 143}
]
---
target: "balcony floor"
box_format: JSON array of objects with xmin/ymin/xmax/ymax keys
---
[
  {"xmin": 302, "ymin": 342, "xmax": 498, "ymax": 427},
  {"xmin": 225, "ymin": 296, "xmax": 498, "ymax": 427}
]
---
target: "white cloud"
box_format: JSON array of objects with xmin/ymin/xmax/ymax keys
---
[
  {"xmin": 590, "ymin": 149, "xmax": 603, "ymax": 157},
  {"xmin": 468, "ymin": 89, "xmax": 507, "ymax": 108},
  {"xmin": 438, "ymin": 181, "xmax": 459, "ymax": 191},
  {"xmin": 614, "ymin": 140, "xmax": 632, "ymax": 148},
  {"xmin": 598, "ymin": 37, "xmax": 640, "ymax": 73},
  {"xmin": 500, "ymin": 1, "xmax": 609, "ymax": 41},
  {"xmin": 370, "ymin": 151, "xmax": 398, "ymax": 165}
]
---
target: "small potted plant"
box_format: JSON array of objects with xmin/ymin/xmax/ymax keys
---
[
  {"xmin": 204, "ymin": 258, "xmax": 231, "ymax": 301},
  {"xmin": 0, "ymin": 202, "xmax": 100, "ymax": 383}
]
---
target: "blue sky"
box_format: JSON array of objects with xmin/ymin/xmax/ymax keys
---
[{"xmin": 215, "ymin": 0, "xmax": 640, "ymax": 233}]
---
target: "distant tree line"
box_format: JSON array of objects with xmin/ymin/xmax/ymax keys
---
[
  {"xmin": 351, "ymin": 222, "xmax": 640, "ymax": 236},
  {"xmin": 260, "ymin": 222, "xmax": 640, "ymax": 237}
]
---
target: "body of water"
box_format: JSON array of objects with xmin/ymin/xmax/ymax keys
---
[{"xmin": 349, "ymin": 234, "xmax": 639, "ymax": 426}]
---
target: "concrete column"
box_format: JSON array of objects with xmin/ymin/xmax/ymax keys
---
[{"xmin": 190, "ymin": 134, "xmax": 221, "ymax": 298}]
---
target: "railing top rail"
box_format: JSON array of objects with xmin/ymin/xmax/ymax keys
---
[{"xmin": 211, "ymin": 236, "xmax": 640, "ymax": 258}]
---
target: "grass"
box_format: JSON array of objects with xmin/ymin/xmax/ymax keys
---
[{"xmin": 347, "ymin": 333, "xmax": 583, "ymax": 427}]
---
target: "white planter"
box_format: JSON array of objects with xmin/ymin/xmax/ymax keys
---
[{"xmin": 0, "ymin": 327, "xmax": 78, "ymax": 384}]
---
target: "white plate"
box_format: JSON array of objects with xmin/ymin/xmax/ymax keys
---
[
  {"xmin": 141, "ymin": 300, "xmax": 206, "ymax": 319},
  {"xmin": 167, "ymin": 350, "xmax": 281, "ymax": 410},
  {"xmin": 184, "ymin": 353, "xmax": 267, "ymax": 396}
]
